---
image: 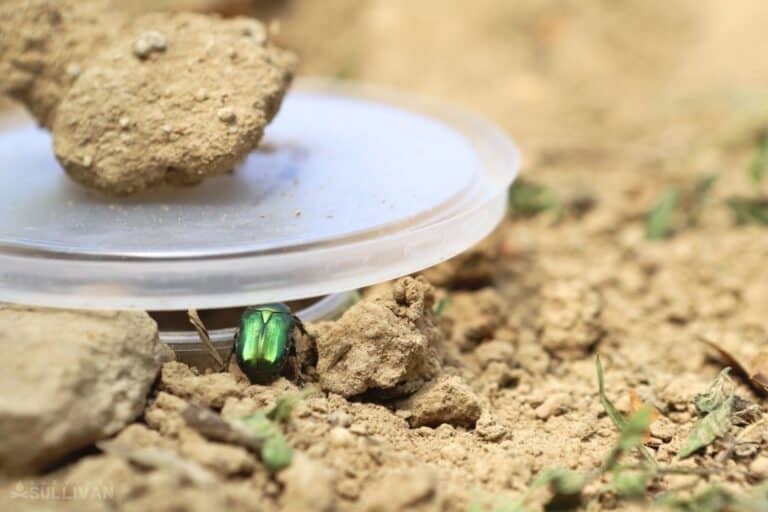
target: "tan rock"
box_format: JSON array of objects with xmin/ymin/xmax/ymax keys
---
[
  {"xmin": 52, "ymin": 12, "xmax": 295, "ymax": 194},
  {"xmin": 0, "ymin": 305, "xmax": 165, "ymax": 475},
  {"xmin": 400, "ymin": 375, "xmax": 482, "ymax": 428},
  {"xmin": 145, "ymin": 391, "xmax": 190, "ymax": 437},
  {"xmin": 278, "ymin": 453, "xmax": 336, "ymax": 512},
  {"xmin": 178, "ymin": 429, "xmax": 255, "ymax": 477},
  {"xmin": 160, "ymin": 361, "xmax": 242, "ymax": 409},
  {"xmin": 315, "ymin": 277, "xmax": 442, "ymax": 398}
]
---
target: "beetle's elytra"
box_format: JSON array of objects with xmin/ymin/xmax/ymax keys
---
[{"xmin": 235, "ymin": 303, "xmax": 295, "ymax": 384}]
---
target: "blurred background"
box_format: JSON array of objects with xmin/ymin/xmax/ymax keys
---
[{"xmin": 74, "ymin": 0, "xmax": 768, "ymax": 207}]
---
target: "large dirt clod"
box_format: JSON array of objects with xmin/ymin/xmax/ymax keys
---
[
  {"xmin": 398, "ymin": 375, "xmax": 482, "ymax": 428},
  {"xmin": 314, "ymin": 277, "xmax": 442, "ymax": 398},
  {"xmin": 53, "ymin": 12, "xmax": 295, "ymax": 195},
  {"xmin": 0, "ymin": 305, "xmax": 166, "ymax": 475}
]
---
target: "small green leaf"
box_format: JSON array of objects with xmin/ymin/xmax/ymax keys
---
[
  {"xmin": 267, "ymin": 393, "xmax": 304, "ymax": 424},
  {"xmin": 261, "ymin": 434, "xmax": 293, "ymax": 472},
  {"xmin": 749, "ymin": 134, "xmax": 768, "ymax": 186},
  {"xmin": 610, "ymin": 470, "xmax": 648, "ymax": 499},
  {"xmin": 508, "ymin": 180, "xmax": 561, "ymax": 218},
  {"xmin": 687, "ymin": 173, "xmax": 719, "ymax": 225},
  {"xmin": 618, "ymin": 408, "xmax": 653, "ymax": 453},
  {"xmin": 677, "ymin": 369, "xmax": 736, "ymax": 459},
  {"xmin": 433, "ymin": 298, "xmax": 450, "ymax": 316},
  {"xmin": 677, "ymin": 395, "xmax": 733, "ymax": 459},
  {"xmin": 656, "ymin": 485, "xmax": 735, "ymax": 512},
  {"xmin": 646, "ymin": 188, "xmax": 680, "ymax": 240},
  {"xmin": 529, "ymin": 468, "xmax": 586, "ymax": 512},
  {"xmin": 726, "ymin": 196, "xmax": 768, "ymax": 225},
  {"xmin": 240, "ymin": 412, "xmax": 281, "ymax": 440},
  {"xmin": 693, "ymin": 368, "xmax": 734, "ymax": 414}
]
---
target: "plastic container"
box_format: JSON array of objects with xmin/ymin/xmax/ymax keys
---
[{"xmin": 0, "ymin": 78, "xmax": 520, "ymax": 311}]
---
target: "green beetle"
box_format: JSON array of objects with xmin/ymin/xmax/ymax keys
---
[{"xmin": 234, "ymin": 303, "xmax": 307, "ymax": 384}]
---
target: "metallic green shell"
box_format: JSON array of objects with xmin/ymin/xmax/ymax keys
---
[{"xmin": 235, "ymin": 303, "xmax": 294, "ymax": 383}]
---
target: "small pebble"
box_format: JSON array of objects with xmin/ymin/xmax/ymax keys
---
[
  {"xmin": 119, "ymin": 117, "xmax": 130, "ymax": 129},
  {"xmin": 132, "ymin": 31, "xmax": 167, "ymax": 59},
  {"xmin": 82, "ymin": 155, "xmax": 92, "ymax": 167},
  {"xmin": 328, "ymin": 427, "xmax": 354, "ymax": 448},
  {"xmin": 194, "ymin": 88, "xmax": 209, "ymax": 102},
  {"xmin": 66, "ymin": 63, "xmax": 81, "ymax": 79},
  {"xmin": 327, "ymin": 411, "xmax": 352, "ymax": 427},
  {"xmin": 648, "ymin": 416, "xmax": 676, "ymax": 442},
  {"xmin": 749, "ymin": 455, "xmax": 768, "ymax": 477},
  {"xmin": 217, "ymin": 107, "xmax": 236, "ymax": 123},
  {"xmin": 336, "ymin": 478, "xmax": 360, "ymax": 500},
  {"xmin": 534, "ymin": 395, "xmax": 563, "ymax": 420}
]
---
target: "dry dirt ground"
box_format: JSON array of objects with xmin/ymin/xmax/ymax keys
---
[{"xmin": 3, "ymin": 1, "xmax": 768, "ymax": 511}]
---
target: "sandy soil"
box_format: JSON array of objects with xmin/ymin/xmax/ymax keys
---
[{"xmin": 3, "ymin": 0, "xmax": 768, "ymax": 510}]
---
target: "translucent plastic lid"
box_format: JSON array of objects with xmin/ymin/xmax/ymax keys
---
[{"xmin": 0, "ymin": 78, "xmax": 519, "ymax": 310}]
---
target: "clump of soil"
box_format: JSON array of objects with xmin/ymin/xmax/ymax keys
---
[
  {"xmin": 0, "ymin": 1, "xmax": 295, "ymax": 194},
  {"xmin": 313, "ymin": 276, "xmax": 442, "ymax": 398}
]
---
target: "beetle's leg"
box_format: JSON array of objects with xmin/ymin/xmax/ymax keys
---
[
  {"xmin": 226, "ymin": 329, "xmax": 238, "ymax": 371},
  {"xmin": 292, "ymin": 314, "xmax": 310, "ymax": 337},
  {"xmin": 286, "ymin": 337, "xmax": 305, "ymax": 387},
  {"xmin": 187, "ymin": 309, "xmax": 226, "ymax": 371}
]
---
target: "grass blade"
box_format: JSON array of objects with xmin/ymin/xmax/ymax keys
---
[
  {"xmin": 726, "ymin": 196, "xmax": 768, "ymax": 225},
  {"xmin": 646, "ymin": 188, "xmax": 680, "ymax": 240},
  {"xmin": 595, "ymin": 356, "xmax": 656, "ymax": 467},
  {"xmin": 749, "ymin": 134, "xmax": 768, "ymax": 186}
]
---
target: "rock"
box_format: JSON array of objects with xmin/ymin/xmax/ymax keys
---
[
  {"xmin": 328, "ymin": 427, "xmax": 355, "ymax": 448},
  {"xmin": 399, "ymin": 375, "xmax": 482, "ymax": 428},
  {"xmin": 178, "ymin": 429, "xmax": 255, "ymax": 477},
  {"xmin": 278, "ymin": 453, "xmax": 336, "ymax": 512},
  {"xmin": 220, "ymin": 396, "xmax": 262, "ymax": 420},
  {"xmin": 474, "ymin": 340, "xmax": 515, "ymax": 369},
  {"xmin": 0, "ymin": 305, "xmax": 165, "ymax": 475},
  {"xmin": 749, "ymin": 455, "xmax": 768, "ymax": 478},
  {"xmin": 327, "ymin": 410, "xmax": 353, "ymax": 427},
  {"xmin": 534, "ymin": 395, "xmax": 566, "ymax": 420},
  {"xmin": 475, "ymin": 411, "xmax": 508, "ymax": 441},
  {"xmin": 361, "ymin": 467, "xmax": 438, "ymax": 512},
  {"xmin": 315, "ymin": 277, "xmax": 442, "ymax": 398},
  {"xmin": 160, "ymin": 361, "xmax": 242, "ymax": 409},
  {"xmin": 112, "ymin": 423, "xmax": 171, "ymax": 450},
  {"xmin": 648, "ymin": 416, "xmax": 677, "ymax": 442},
  {"xmin": 52, "ymin": 12, "xmax": 295, "ymax": 195},
  {"xmin": 145, "ymin": 391, "xmax": 189, "ymax": 437},
  {"xmin": 658, "ymin": 373, "xmax": 707, "ymax": 412},
  {"xmin": 538, "ymin": 279, "xmax": 603, "ymax": 358}
]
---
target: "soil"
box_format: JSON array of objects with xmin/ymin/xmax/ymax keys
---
[{"xmin": 3, "ymin": 0, "xmax": 768, "ymax": 511}]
